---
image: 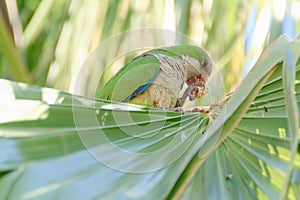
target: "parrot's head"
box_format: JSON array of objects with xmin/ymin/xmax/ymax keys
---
[
  {"xmin": 166, "ymin": 45, "xmax": 214, "ymax": 103},
  {"xmin": 181, "ymin": 45, "xmax": 213, "ymax": 83},
  {"xmin": 165, "ymin": 45, "xmax": 213, "ymax": 83}
]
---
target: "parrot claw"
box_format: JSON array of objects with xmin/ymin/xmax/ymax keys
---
[{"xmin": 178, "ymin": 74, "xmax": 208, "ymax": 106}]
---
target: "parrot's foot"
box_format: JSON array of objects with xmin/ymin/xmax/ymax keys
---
[
  {"xmin": 178, "ymin": 74, "xmax": 208, "ymax": 106},
  {"xmin": 185, "ymin": 74, "xmax": 208, "ymax": 101}
]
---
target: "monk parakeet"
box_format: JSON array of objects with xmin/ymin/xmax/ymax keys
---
[{"xmin": 97, "ymin": 45, "xmax": 213, "ymax": 109}]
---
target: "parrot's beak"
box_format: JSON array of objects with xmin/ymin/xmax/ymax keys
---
[{"xmin": 186, "ymin": 74, "xmax": 206, "ymax": 86}]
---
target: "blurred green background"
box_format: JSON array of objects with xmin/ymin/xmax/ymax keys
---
[
  {"xmin": 0, "ymin": 0, "xmax": 299, "ymax": 93},
  {"xmin": 0, "ymin": 1, "xmax": 300, "ymax": 199}
]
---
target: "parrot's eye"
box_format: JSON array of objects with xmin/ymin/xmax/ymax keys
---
[{"xmin": 200, "ymin": 59, "xmax": 208, "ymax": 68}]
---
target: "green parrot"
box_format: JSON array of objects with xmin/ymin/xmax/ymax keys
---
[{"xmin": 97, "ymin": 45, "xmax": 213, "ymax": 109}]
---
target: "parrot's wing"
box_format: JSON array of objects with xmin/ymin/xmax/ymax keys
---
[{"xmin": 97, "ymin": 55, "xmax": 161, "ymax": 102}]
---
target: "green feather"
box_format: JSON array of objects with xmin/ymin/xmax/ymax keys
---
[{"xmin": 97, "ymin": 55, "xmax": 160, "ymax": 101}]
